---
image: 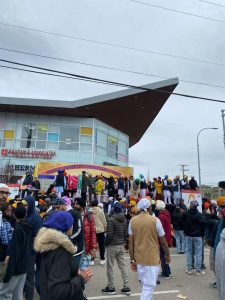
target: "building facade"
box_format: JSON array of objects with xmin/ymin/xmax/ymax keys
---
[{"xmin": 0, "ymin": 112, "xmax": 129, "ymax": 176}]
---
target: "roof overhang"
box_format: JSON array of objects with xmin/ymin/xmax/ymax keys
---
[{"xmin": 0, "ymin": 77, "xmax": 179, "ymax": 147}]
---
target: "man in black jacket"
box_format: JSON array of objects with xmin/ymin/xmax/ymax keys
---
[
  {"xmin": 102, "ymin": 202, "xmax": 131, "ymax": 295},
  {"xmin": 0, "ymin": 205, "xmax": 33, "ymax": 299},
  {"xmin": 180, "ymin": 200, "xmax": 205, "ymax": 276}
]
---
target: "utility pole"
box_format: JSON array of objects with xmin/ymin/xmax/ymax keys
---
[
  {"xmin": 222, "ymin": 110, "xmax": 225, "ymax": 150},
  {"xmin": 179, "ymin": 164, "xmax": 188, "ymax": 177}
]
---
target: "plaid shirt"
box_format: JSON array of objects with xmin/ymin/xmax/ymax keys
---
[{"xmin": 0, "ymin": 220, "xmax": 13, "ymax": 245}]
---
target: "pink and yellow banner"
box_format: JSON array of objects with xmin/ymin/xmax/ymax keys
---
[{"xmin": 36, "ymin": 162, "xmax": 133, "ymax": 178}]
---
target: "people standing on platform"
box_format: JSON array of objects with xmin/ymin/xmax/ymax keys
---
[
  {"xmin": 91, "ymin": 200, "xmax": 107, "ymax": 266},
  {"xmin": 154, "ymin": 177, "xmax": 163, "ymax": 200},
  {"xmin": 172, "ymin": 176, "xmax": 181, "ymax": 205},
  {"xmin": 139, "ymin": 174, "xmax": 147, "ymax": 198},
  {"xmin": 102, "ymin": 202, "xmax": 131, "ymax": 295},
  {"xmin": 81, "ymin": 171, "xmax": 89, "ymax": 202},
  {"xmin": 54, "ymin": 170, "xmax": 66, "ymax": 197},
  {"xmin": 129, "ymin": 198, "xmax": 171, "ymax": 300},
  {"xmin": 118, "ymin": 175, "xmax": 125, "ymax": 198},
  {"xmin": 95, "ymin": 175, "xmax": 104, "ymax": 204},
  {"xmin": 88, "ymin": 173, "xmax": 95, "ymax": 203},
  {"xmin": 105, "ymin": 175, "xmax": 115, "ymax": 198},
  {"xmin": 181, "ymin": 175, "xmax": 189, "ymax": 190},
  {"xmin": 189, "ymin": 176, "xmax": 198, "ymax": 190},
  {"xmin": 163, "ymin": 175, "xmax": 172, "ymax": 204}
]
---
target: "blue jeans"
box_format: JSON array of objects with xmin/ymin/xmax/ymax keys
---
[
  {"xmin": 186, "ymin": 236, "xmax": 202, "ymax": 272},
  {"xmin": 174, "ymin": 230, "xmax": 186, "ymax": 253},
  {"xmin": 160, "ymin": 247, "xmax": 171, "ymax": 277}
]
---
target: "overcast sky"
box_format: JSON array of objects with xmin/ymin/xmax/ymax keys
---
[{"xmin": 0, "ymin": 0, "xmax": 225, "ymax": 186}]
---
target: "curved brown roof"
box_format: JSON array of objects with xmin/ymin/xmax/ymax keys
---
[{"xmin": 0, "ymin": 77, "xmax": 179, "ymax": 147}]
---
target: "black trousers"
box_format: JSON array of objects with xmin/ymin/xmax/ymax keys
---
[{"xmin": 96, "ymin": 232, "xmax": 105, "ymax": 260}]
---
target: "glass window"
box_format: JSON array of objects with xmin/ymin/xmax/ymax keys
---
[
  {"xmin": 48, "ymin": 133, "xmax": 59, "ymax": 142},
  {"xmin": 80, "ymin": 135, "xmax": 92, "ymax": 143},
  {"xmin": 20, "ymin": 139, "xmax": 35, "ymax": 149},
  {"xmin": 80, "ymin": 127, "xmax": 93, "ymax": 135},
  {"xmin": 21, "ymin": 125, "xmax": 36, "ymax": 139},
  {"xmin": 3, "ymin": 130, "xmax": 14, "ymax": 139},
  {"xmin": 5, "ymin": 122, "xmax": 16, "ymax": 130},
  {"xmin": 60, "ymin": 126, "xmax": 79, "ymax": 143},
  {"xmin": 49, "ymin": 125, "xmax": 59, "ymax": 132},
  {"xmin": 96, "ymin": 130, "xmax": 107, "ymax": 147},
  {"xmin": 38, "ymin": 124, "xmax": 48, "ymax": 132},
  {"xmin": 0, "ymin": 131, "xmax": 3, "ymax": 147},
  {"xmin": 37, "ymin": 132, "xmax": 47, "ymax": 140},
  {"xmin": 80, "ymin": 118, "xmax": 93, "ymax": 127},
  {"xmin": 108, "ymin": 136, "xmax": 118, "ymax": 152},
  {"xmin": 80, "ymin": 144, "xmax": 92, "ymax": 151},
  {"xmin": 36, "ymin": 141, "xmax": 47, "ymax": 149},
  {"xmin": 0, "ymin": 120, "xmax": 5, "ymax": 129},
  {"xmin": 47, "ymin": 142, "xmax": 59, "ymax": 150},
  {"xmin": 2, "ymin": 139, "xmax": 14, "ymax": 147},
  {"xmin": 108, "ymin": 149, "xmax": 117, "ymax": 159},
  {"xmin": 97, "ymin": 121, "xmax": 108, "ymax": 133},
  {"xmin": 118, "ymin": 141, "xmax": 127, "ymax": 155},
  {"xmin": 79, "ymin": 151, "xmax": 92, "ymax": 163},
  {"xmin": 59, "ymin": 142, "xmax": 79, "ymax": 151},
  {"xmin": 96, "ymin": 146, "xmax": 107, "ymax": 155}
]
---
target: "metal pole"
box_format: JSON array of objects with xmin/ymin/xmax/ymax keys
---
[
  {"xmin": 222, "ymin": 110, "xmax": 225, "ymax": 151},
  {"xmin": 197, "ymin": 127, "xmax": 218, "ymax": 200}
]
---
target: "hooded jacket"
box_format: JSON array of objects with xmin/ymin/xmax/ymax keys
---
[
  {"xmin": 158, "ymin": 209, "xmax": 172, "ymax": 246},
  {"xmin": 25, "ymin": 195, "xmax": 43, "ymax": 237},
  {"xmin": 4, "ymin": 220, "xmax": 33, "ymax": 283},
  {"xmin": 34, "ymin": 227, "xmax": 85, "ymax": 300},
  {"xmin": 83, "ymin": 209, "xmax": 97, "ymax": 253},
  {"xmin": 215, "ymin": 229, "xmax": 225, "ymax": 300},
  {"xmin": 91, "ymin": 207, "xmax": 107, "ymax": 234},
  {"xmin": 180, "ymin": 208, "xmax": 205, "ymax": 237},
  {"xmin": 105, "ymin": 213, "xmax": 127, "ymax": 246}
]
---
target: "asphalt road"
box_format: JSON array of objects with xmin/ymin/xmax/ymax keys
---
[{"xmin": 34, "ymin": 247, "xmax": 219, "ymax": 300}]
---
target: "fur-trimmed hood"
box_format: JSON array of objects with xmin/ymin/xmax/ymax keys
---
[{"xmin": 34, "ymin": 227, "xmax": 77, "ymax": 254}]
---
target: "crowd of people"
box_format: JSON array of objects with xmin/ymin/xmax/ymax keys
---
[{"xmin": 0, "ymin": 170, "xmax": 224, "ymax": 300}]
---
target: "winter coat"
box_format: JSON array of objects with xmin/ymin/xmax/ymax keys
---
[
  {"xmin": 180, "ymin": 208, "xmax": 205, "ymax": 237},
  {"xmin": 204, "ymin": 215, "xmax": 218, "ymax": 247},
  {"xmin": 25, "ymin": 195, "xmax": 43, "ymax": 237},
  {"xmin": 105, "ymin": 213, "xmax": 127, "ymax": 246},
  {"xmin": 171, "ymin": 210, "xmax": 183, "ymax": 231},
  {"xmin": 91, "ymin": 207, "xmax": 107, "ymax": 234},
  {"xmin": 4, "ymin": 220, "xmax": 33, "ymax": 283},
  {"xmin": 34, "ymin": 227, "xmax": 85, "ymax": 300},
  {"xmin": 118, "ymin": 178, "xmax": 125, "ymax": 190},
  {"xmin": 215, "ymin": 229, "xmax": 225, "ymax": 300},
  {"xmin": 83, "ymin": 209, "xmax": 97, "ymax": 253},
  {"xmin": 81, "ymin": 174, "xmax": 89, "ymax": 193},
  {"xmin": 158, "ymin": 210, "xmax": 172, "ymax": 246}
]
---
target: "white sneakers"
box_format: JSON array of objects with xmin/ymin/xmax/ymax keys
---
[
  {"xmin": 90, "ymin": 261, "xmax": 95, "ymax": 266},
  {"xmin": 196, "ymin": 271, "xmax": 205, "ymax": 276},
  {"xmin": 100, "ymin": 259, "xmax": 106, "ymax": 266}
]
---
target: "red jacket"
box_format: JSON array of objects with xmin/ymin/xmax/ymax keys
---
[
  {"xmin": 158, "ymin": 210, "xmax": 172, "ymax": 246},
  {"xmin": 83, "ymin": 209, "xmax": 97, "ymax": 253}
]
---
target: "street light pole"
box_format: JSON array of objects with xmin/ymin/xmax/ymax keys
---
[
  {"xmin": 222, "ymin": 110, "xmax": 225, "ymax": 150},
  {"xmin": 197, "ymin": 127, "xmax": 218, "ymax": 199}
]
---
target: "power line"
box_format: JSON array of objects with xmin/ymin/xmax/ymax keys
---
[
  {"xmin": 1, "ymin": 46, "xmax": 225, "ymax": 90},
  {"xmin": 1, "ymin": 57, "xmax": 225, "ymax": 104},
  {"xmin": 0, "ymin": 22, "xmax": 224, "ymax": 68},
  {"xmin": 127, "ymin": 0, "xmax": 225, "ymax": 24},
  {"xmin": 198, "ymin": 0, "xmax": 225, "ymax": 8}
]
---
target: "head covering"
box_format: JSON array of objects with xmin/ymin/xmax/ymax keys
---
[
  {"xmin": 164, "ymin": 175, "xmax": 168, "ymax": 179},
  {"xmin": 108, "ymin": 197, "xmax": 113, "ymax": 201},
  {"xmin": 156, "ymin": 200, "xmax": 166, "ymax": 210},
  {"xmin": 98, "ymin": 203, "xmax": 103, "ymax": 209},
  {"xmin": 190, "ymin": 200, "xmax": 199, "ymax": 207},
  {"xmin": 14, "ymin": 205, "xmax": 27, "ymax": 220},
  {"xmin": 53, "ymin": 198, "xmax": 65, "ymax": 206},
  {"xmin": 137, "ymin": 198, "xmax": 151, "ymax": 211},
  {"xmin": 44, "ymin": 211, "xmax": 73, "ymax": 232},
  {"xmin": 210, "ymin": 200, "xmax": 217, "ymax": 206},
  {"xmin": 91, "ymin": 200, "xmax": 98, "ymax": 207},
  {"xmin": 63, "ymin": 196, "xmax": 71, "ymax": 207},
  {"xmin": 76, "ymin": 197, "xmax": 86, "ymax": 208},
  {"xmin": 0, "ymin": 183, "xmax": 9, "ymax": 192},
  {"xmin": 114, "ymin": 202, "xmax": 123, "ymax": 213},
  {"xmin": 217, "ymin": 196, "xmax": 225, "ymax": 207}
]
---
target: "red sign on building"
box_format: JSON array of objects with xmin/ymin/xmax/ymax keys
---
[{"xmin": 1, "ymin": 148, "xmax": 56, "ymax": 159}]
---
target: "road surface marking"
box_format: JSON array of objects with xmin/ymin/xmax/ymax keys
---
[{"xmin": 88, "ymin": 290, "xmax": 180, "ymax": 299}]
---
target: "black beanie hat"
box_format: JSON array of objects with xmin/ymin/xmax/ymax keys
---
[
  {"xmin": 76, "ymin": 197, "xmax": 86, "ymax": 208},
  {"xmin": 15, "ymin": 205, "xmax": 27, "ymax": 220}
]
